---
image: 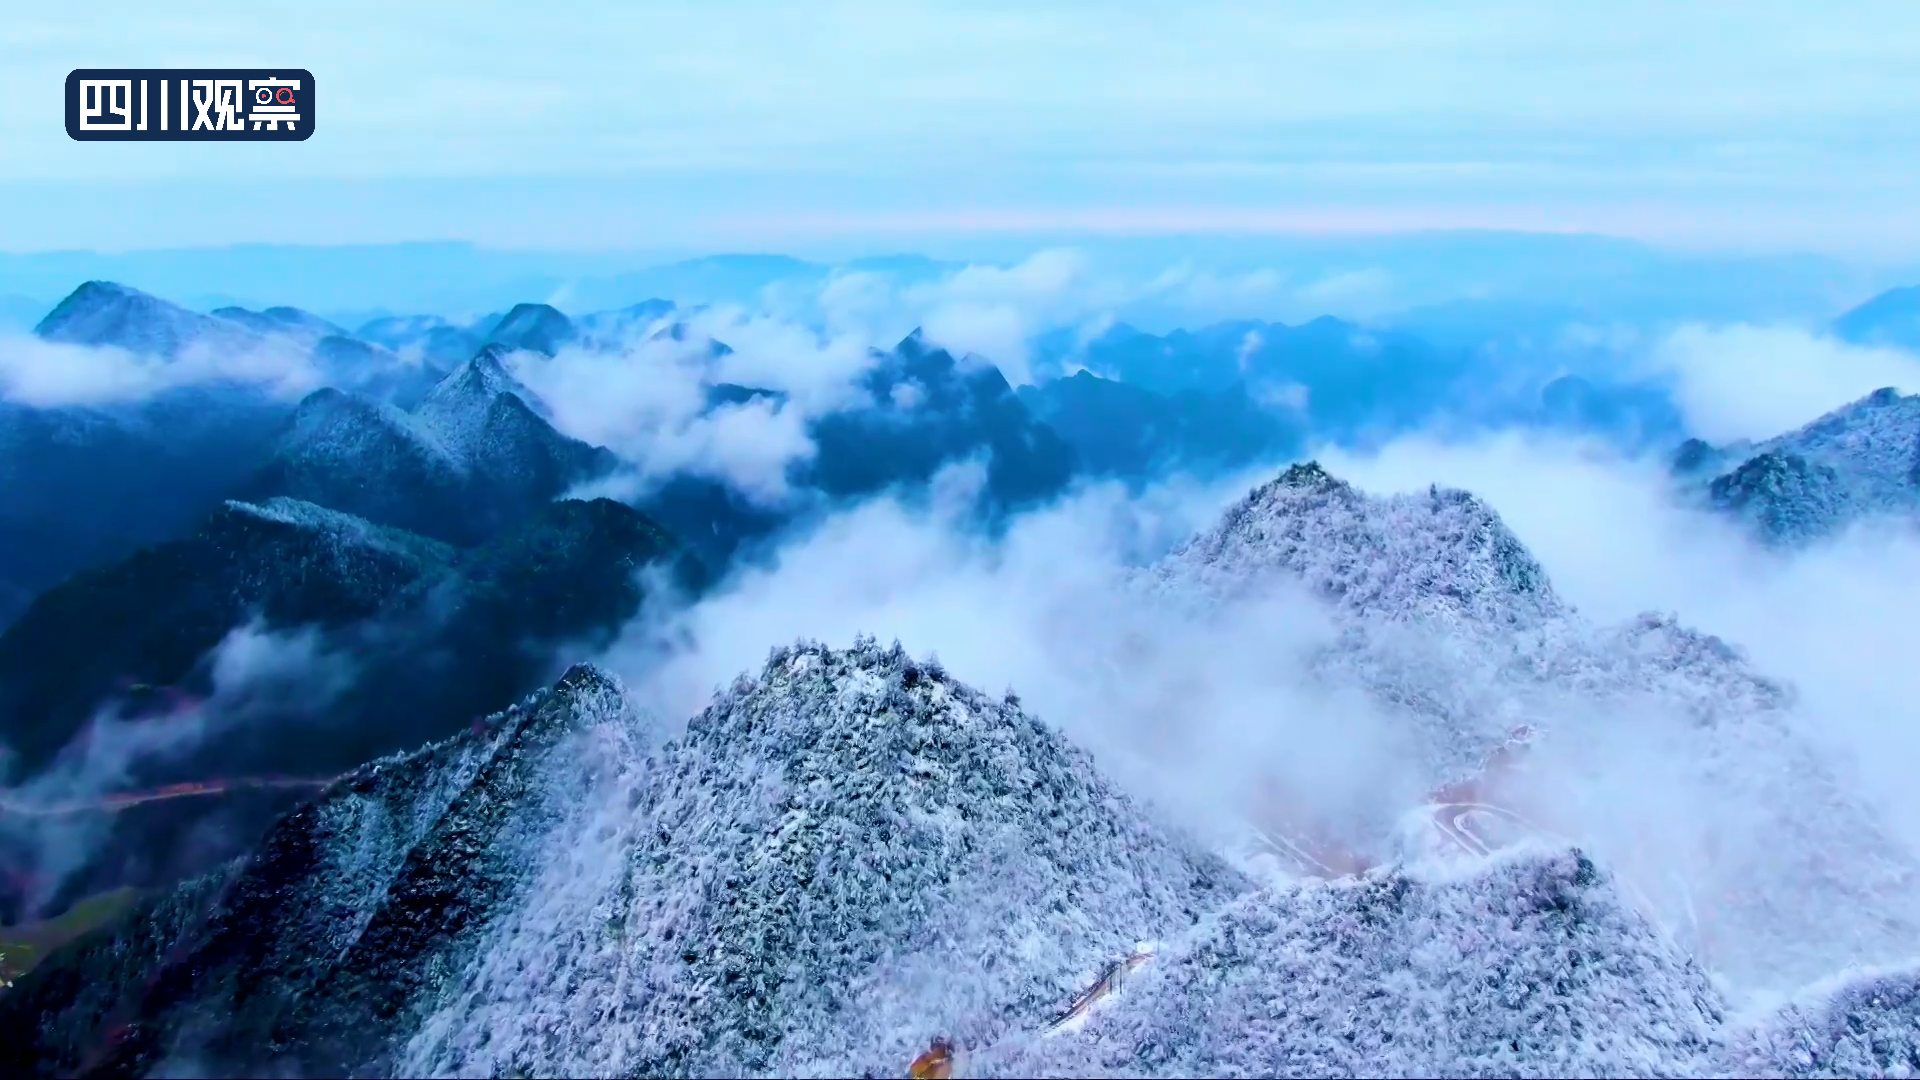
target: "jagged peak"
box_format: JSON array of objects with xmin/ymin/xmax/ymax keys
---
[
  {"xmin": 553, "ymin": 661, "xmax": 625, "ymax": 700},
  {"xmin": 1270, "ymin": 459, "xmax": 1345, "ymax": 493},
  {"xmin": 1159, "ymin": 460, "xmax": 1561, "ymax": 629},
  {"xmin": 417, "ymin": 346, "xmax": 537, "ymax": 415},
  {"xmin": 344, "ymin": 659, "xmax": 633, "ymax": 789},
  {"xmin": 895, "ymin": 326, "xmax": 930, "ymax": 354}
]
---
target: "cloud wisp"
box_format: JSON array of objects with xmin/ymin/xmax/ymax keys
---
[
  {"xmin": 1639, "ymin": 325, "xmax": 1920, "ymax": 445},
  {"xmin": 0, "ymin": 334, "xmax": 322, "ymax": 409},
  {"xmin": 0, "ymin": 623, "xmax": 355, "ymax": 919}
]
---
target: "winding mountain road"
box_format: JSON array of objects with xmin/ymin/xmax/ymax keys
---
[{"xmin": 0, "ymin": 775, "xmax": 338, "ymax": 818}]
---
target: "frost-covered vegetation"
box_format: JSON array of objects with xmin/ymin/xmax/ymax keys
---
[
  {"xmin": 6, "ymin": 276, "xmax": 1920, "ymax": 1078},
  {"xmin": 1686, "ymin": 388, "xmax": 1920, "ymax": 545}
]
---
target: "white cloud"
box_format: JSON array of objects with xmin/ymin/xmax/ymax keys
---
[
  {"xmin": 895, "ymin": 250, "xmax": 1117, "ymax": 385},
  {"xmin": 645, "ymin": 397, "xmax": 818, "ymax": 504},
  {"xmin": 1319, "ymin": 430, "xmax": 1920, "ymax": 857},
  {"xmin": 1643, "ymin": 325, "xmax": 1920, "ymax": 444},
  {"xmin": 512, "ymin": 310, "xmax": 876, "ymax": 504},
  {"xmin": 592, "ymin": 408, "xmax": 1920, "ymax": 999},
  {"xmin": 799, "ymin": 250, "xmax": 1403, "ymax": 385},
  {"xmin": 1296, "ymin": 267, "xmax": 1396, "ymax": 317},
  {"xmin": 0, "ymin": 334, "xmax": 320, "ymax": 408},
  {"xmin": 604, "ymin": 467, "xmax": 1432, "ymax": 854}
]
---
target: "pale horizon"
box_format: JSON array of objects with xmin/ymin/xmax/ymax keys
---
[{"xmin": 4, "ymin": 0, "xmax": 1918, "ymax": 258}]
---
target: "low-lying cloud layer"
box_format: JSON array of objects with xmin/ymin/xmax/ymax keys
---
[
  {"xmin": 604, "ymin": 461, "xmax": 1427, "ymax": 839},
  {"xmin": 0, "ymin": 623, "xmax": 354, "ymax": 918},
  {"xmin": 1321, "ymin": 432, "xmax": 1920, "ymax": 850},
  {"xmin": 510, "ymin": 308, "xmax": 883, "ymax": 503},
  {"xmin": 785, "ymin": 249, "xmax": 1406, "ymax": 385},
  {"xmin": 597, "ymin": 409, "xmax": 1920, "ymax": 1002},
  {"xmin": 1640, "ymin": 324, "xmax": 1920, "ymax": 444},
  {"xmin": 0, "ymin": 334, "xmax": 322, "ymax": 409}
]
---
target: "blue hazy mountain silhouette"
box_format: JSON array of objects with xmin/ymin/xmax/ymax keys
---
[{"xmin": 1833, "ymin": 285, "xmax": 1920, "ymax": 351}]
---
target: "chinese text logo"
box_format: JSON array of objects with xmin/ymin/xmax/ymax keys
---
[{"xmin": 66, "ymin": 69, "xmax": 315, "ymax": 141}]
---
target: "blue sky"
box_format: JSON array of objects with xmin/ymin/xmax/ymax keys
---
[{"xmin": 3, "ymin": 1, "xmax": 1919, "ymax": 256}]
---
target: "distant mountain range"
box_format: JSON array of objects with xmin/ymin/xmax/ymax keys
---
[
  {"xmin": 1, "ymin": 236, "xmax": 1907, "ymax": 330},
  {"xmin": 2, "ymin": 271, "xmax": 1918, "ymax": 988},
  {"xmin": 1039, "ymin": 316, "xmax": 1687, "ymax": 449},
  {"xmin": 1834, "ymin": 284, "xmax": 1920, "ymax": 351}
]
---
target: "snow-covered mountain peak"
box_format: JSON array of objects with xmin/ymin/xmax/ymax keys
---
[
  {"xmin": 410, "ymin": 347, "xmax": 554, "ymax": 463},
  {"xmin": 1156, "ymin": 460, "xmax": 1565, "ymax": 631},
  {"xmin": 980, "ymin": 845, "xmax": 1728, "ymax": 1078},
  {"xmin": 33, "ymin": 280, "xmax": 263, "ymax": 360},
  {"xmin": 281, "ymin": 386, "xmax": 462, "ymax": 471},
  {"xmin": 1707, "ymin": 451, "xmax": 1856, "ymax": 547},
  {"xmin": 1149, "ymin": 462, "xmax": 1920, "ymax": 1002},
  {"xmin": 420, "ymin": 345, "xmax": 533, "ymax": 408},
  {"xmin": 1750, "ymin": 387, "xmax": 1920, "ymax": 508},
  {"xmin": 0, "ymin": 647, "xmax": 1243, "ymax": 1077},
  {"xmin": 393, "ymin": 638, "xmax": 1243, "ymax": 1077},
  {"xmin": 1684, "ymin": 386, "xmax": 1920, "ymax": 544}
]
